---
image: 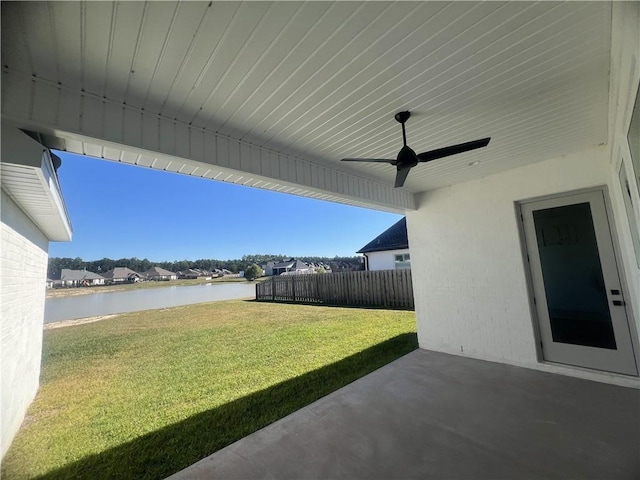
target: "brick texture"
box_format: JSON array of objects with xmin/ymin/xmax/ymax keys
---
[{"xmin": 1, "ymin": 190, "xmax": 49, "ymax": 458}]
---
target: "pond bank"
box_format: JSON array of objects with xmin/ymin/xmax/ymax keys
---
[{"xmin": 44, "ymin": 315, "xmax": 120, "ymax": 329}]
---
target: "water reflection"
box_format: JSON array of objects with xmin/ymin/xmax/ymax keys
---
[{"xmin": 44, "ymin": 283, "xmax": 256, "ymax": 323}]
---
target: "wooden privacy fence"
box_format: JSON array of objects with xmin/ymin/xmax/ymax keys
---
[{"xmin": 256, "ymin": 269, "xmax": 413, "ymax": 310}]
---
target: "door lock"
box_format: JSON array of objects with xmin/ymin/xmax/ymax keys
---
[{"xmin": 612, "ymin": 300, "xmax": 625, "ymax": 306}]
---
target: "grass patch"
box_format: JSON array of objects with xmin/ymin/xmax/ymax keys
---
[{"xmin": 2, "ymin": 300, "xmax": 417, "ymax": 479}]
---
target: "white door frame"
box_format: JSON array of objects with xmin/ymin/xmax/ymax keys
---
[{"xmin": 519, "ymin": 187, "xmax": 638, "ymax": 376}]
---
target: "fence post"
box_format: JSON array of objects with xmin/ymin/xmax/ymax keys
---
[
  {"xmin": 291, "ymin": 275, "xmax": 296, "ymax": 302},
  {"xmin": 272, "ymin": 276, "xmax": 276, "ymax": 301},
  {"xmin": 410, "ymin": 270, "xmax": 413, "ymax": 308}
]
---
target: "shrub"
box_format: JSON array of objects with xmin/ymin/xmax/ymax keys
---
[{"xmin": 244, "ymin": 263, "xmax": 262, "ymax": 281}]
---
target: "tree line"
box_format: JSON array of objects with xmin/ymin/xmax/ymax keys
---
[{"xmin": 47, "ymin": 255, "xmax": 363, "ymax": 279}]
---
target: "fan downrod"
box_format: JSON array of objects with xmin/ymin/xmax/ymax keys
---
[{"xmin": 394, "ymin": 111, "xmax": 411, "ymax": 124}]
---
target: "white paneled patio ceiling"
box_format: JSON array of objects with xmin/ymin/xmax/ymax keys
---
[{"xmin": 1, "ymin": 1, "xmax": 611, "ymax": 204}]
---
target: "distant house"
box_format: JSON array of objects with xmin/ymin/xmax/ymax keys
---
[
  {"xmin": 272, "ymin": 259, "xmax": 313, "ymax": 275},
  {"xmin": 143, "ymin": 267, "xmax": 177, "ymax": 281},
  {"xmin": 358, "ymin": 218, "xmax": 410, "ymax": 271},
  {"xmin": 217, "ymin": 268, "xmax": 242, "ymax": 278},
  {"xmin": 306, "ymin": 262, "xmax": 332, "ymax": 273},
  {"xmin": 102, "ymin": 267, "xmax": 143, "ymax": 283},
  {"xmin": 262, "ymin": 260, "xmax": 332, "ymax": 275},
  {"xmin": 329, "ymin": 261, "xmax": 360, "ymax": 273},
  {"xmin": 59, "ymin": 269, "xmax": 106, "ymax": 287},
  {"xmin": 177, "ymin": 269, "xmax": 212, "ymax": 280},
  {"xmin": 262, "ymin": 261, "xmax": 277, "ymax": 276},
  {"xmin": 319, "ymin": 262, "xmax": 332, "ymax": 273}
]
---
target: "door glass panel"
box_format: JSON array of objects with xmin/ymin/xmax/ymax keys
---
[{"xmin": 533, "ymin": 203, "xmax": 616, "ymax": 349}]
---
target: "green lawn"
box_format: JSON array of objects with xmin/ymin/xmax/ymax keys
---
[{"xmin": 2, "ymin": 300, "xmax": 417, "ymax": 480}]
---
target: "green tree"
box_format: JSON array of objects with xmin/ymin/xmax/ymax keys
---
[
  {"xmin": 244, "ymin": 263, "xmax": 262, "ymax": 281},
  {"xmin": 48, "ymin": 257, "xmax": 85, "ymax": 278}
]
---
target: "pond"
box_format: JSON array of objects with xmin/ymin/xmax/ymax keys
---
[{"xmin": 44, "ymin": 282, "xmax": 256, "ymax": 324}]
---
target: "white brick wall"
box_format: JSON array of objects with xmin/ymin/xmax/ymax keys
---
[
  {"xmin": 1, "ymin": 190, "xmax": 49, "ymax": 458},
  {"xmin": 407, "ymin": 145, "xmax": 639, "ymax": 385},
  {"xmin": 366, "ymin": 249, "xmax": 410, "ymax": 271},
  {"xmin": 607, "ymin": 1, "xmax": 640, "ymax": 347},
  {"xmin": 404, "ymin": 3, "xmax": 640, "ymax": 386}
]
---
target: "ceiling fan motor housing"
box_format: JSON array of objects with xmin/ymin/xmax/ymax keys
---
[{"xmin": 397, "ymin": 145, "xmax": 418, "ymax": 168}]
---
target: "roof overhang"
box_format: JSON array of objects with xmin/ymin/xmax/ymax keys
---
[
  {"xmin": 1, "ymin": 123, "xmax": 73, "ymax": 241},
  {"xmin": 1, "ymin": 1, "xmax": 614, "ymax": 212}
]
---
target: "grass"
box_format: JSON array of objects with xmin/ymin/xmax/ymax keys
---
[{"xmin": 2, "ymin": 300, "xmax": 417, "ymax": 480}]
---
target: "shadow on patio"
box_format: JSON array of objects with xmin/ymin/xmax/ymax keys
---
[
  {"xmin": 33, "ymin": 333, "xmax": 418, "ymax": 480},
  {"xmin": 171, "ymin": 349, "xmax": 640, "ymax": 480}
]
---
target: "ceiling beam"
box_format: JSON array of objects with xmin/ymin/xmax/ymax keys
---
[{"xmin": 1, "ymin": 70, "xmax": 415, "ymax": 213}]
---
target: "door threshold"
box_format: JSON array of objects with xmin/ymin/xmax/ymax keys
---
[{"xmin": 536, "ymin": 360, "xmax": 640, "ymax": 388}]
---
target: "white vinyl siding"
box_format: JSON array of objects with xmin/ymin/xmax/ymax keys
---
[{"xmin": 366, "ymin": 249, "xmax": 410, "ymax": 271}]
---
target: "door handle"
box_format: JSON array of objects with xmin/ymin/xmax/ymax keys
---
[{"xmin": 612, "ymin": 300, "xmax": 625, "ymax": 306}]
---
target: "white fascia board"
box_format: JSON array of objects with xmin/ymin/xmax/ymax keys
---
[
  {"xmin": 1, "ymin": 72, "xmax": 415, "ymax": 213},
  {"xmin": 62, "ymin": 131, "xmax": 409, "ymax": 214},
  {"xmin": 1, "ymin": 123, "xmax": 73, "ymax": 241}
]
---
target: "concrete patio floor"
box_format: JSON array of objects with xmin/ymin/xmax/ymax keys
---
[{"xmin": 169, "ymin": 349, "xmax": 640, "ymax": 479}]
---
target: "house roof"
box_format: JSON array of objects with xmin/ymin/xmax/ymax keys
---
[
  {"xmin": 143, "ymin": 267, "xmax": 176, "ymax": 276},
  {"xmin": 60, "ymin": 269, "xmax": 105, "ymax": 281},
  {"xmin": 272, "ymin": 260, "xmax": 294, "ymax": 269},
  {"xmin": 357, "ymin": 218, "xmax": 408, "ymax": 254},
  {"xmin": 179, "ymin": 269, "xmax": 211, "ymax": 276},
  {"xmin": 102, "ymin": 267, "xmax": 142, "ymax": 279},
  {"xmin": 272, "ymin": 259, "xmax": 308, "ymax": 270},
  {"xmin": 294, "ymin": 260, "xmax": 309, "ymax": 270}
]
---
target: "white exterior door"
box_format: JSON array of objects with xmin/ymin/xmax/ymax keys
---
[{"xmin": 521, "ymin": 190, "xmax": 637, "ymax": 376}]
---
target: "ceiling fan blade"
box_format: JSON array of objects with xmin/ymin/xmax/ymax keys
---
[
  {"xmin": 341, "ymin": 158, "xmax": 395, "ymax": 163},
  {"xmin": 394, "ymin": 165, "xmax": 412, "ymax": 188},
  {"xmin": 417, "ymin": 137, "xmax": 491, "ymax": 163}
]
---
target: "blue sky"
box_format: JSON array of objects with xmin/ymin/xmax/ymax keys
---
[{"xmin": 49, "ymin": 152, "xmax": 402, "ymax": 262}]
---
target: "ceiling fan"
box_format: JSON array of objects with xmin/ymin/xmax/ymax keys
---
[{"xmin": 342, "ymin": 111, "xmax": 490, "ymax": 188}]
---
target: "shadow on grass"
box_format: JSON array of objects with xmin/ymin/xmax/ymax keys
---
[
  {"xmin": 36, "ymin": 333, "xmax": 418, "ymax": 480},
  {"xmin": 247, "ymin": 298, "xmax": 415, "ymax": 311}
]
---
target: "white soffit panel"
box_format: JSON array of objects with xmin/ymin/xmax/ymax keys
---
[
  {"xmin": 1, "ymin": 1, "xmax": 612, "ymax": 197},
  {"xmin": 1, "ymin": 127, "xmax": 73, "ymax": 241}
]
